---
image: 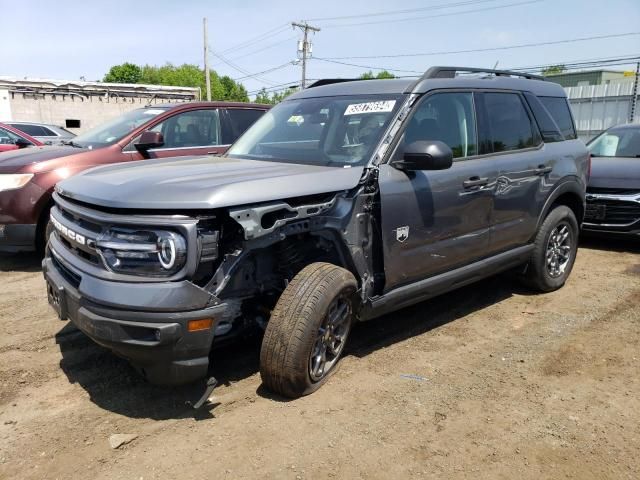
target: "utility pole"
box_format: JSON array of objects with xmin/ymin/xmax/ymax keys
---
[
  {"xmin": 292, "ymin": 22, "xmax": 320, "ymax": 89},
  {"xmin": 203, "ymin": 17, "xmax": 211, "ymax": 101},
  {"xmin": 629, "ymin": 62, "xmax": 639, "ymax": 123}
]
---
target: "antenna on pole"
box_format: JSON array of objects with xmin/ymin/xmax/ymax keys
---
[
  {"xmin": 203, "ymin": 17, "xmax": 211, "ymax": 101},
  {"xmin": 292, "ymin": 21, "xmax": 320, "ymax": 89}
]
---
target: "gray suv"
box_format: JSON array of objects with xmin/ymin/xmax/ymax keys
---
[{"xmin": 43, "ymin": 67, "xmax": 588, "ymax": 401}]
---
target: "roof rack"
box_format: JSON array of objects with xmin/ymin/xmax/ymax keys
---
[
  {"xmin": 422, "ymin": 66, "xmax": 545, "ymax": 81},
  {"xmin": 306, "ymin": 78, "xmax": 360, "ymax": 88}
]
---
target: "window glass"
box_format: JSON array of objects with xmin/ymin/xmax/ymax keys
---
[
  {"xmin": 485, "ymin": 93, "xmax": 537, "ymax": 152},
  {"xmin": 588, "ymin": 128, "xmax": 640, "ymax": 158},
  {"xmin": 0, "ymin": 127, "xmax": 24, "ymax": 145},
  {"xmin": 39, "ymin": 126, "xmax": 57, "ymax": 136},
  {"xmin": 523, "ymin": 92, "xmax": 563, "ymax": 142},
  {"xmin": 403, "ymin": 92, "xmax": 477, "ymax": 158},
  {"xmin": 150, "ymin": 109, "xmax": 220, "ymax": 148},
  {"xmin": 539, "ymin": 96, "xmax": 576, "ymax": 140},
  {"xmin": 224, "ymin": 109, "xmax": 266, "ymax": 143},
  {"xmin": 9, "ymin": 124, "xmax": 45, "ymax": 136},
  {"xmin": 227, "ymin": 95, "xmax": 403, "ymax": 166}
]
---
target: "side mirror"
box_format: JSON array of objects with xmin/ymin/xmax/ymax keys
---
[
  {"xmin": 395, "ymin": 140, "xmax": 453, "ymax": 171},
  {"xmin": 15, "ymin": 138, "xmax": 32, "ymax": 149},
  {"xmin": 134, "ymin": 131, "xmax": 164, "ymax": 155}
]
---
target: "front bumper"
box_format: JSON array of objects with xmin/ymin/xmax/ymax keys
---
[
  {"xmin": 0, "ymin": 223, "xmax": 37, "ymax": 252},
  {"xmin": 43, "ymin": 248, "xmax": 227, "ymax": 386}
]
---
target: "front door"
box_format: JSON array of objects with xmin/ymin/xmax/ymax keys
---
[{"xmin": 379, "ymin": 91, "xmax": 495, "ymax": 292}]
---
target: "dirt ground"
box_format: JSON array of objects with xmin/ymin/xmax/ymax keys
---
[{"xmin": 0, "ymin": 237, "xmax": 638, "ymax": 480}]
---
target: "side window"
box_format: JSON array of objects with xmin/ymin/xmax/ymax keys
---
[
  {"xmin": 40, "ymin": 126, "xmax": 58, "ymax": 136},
  {"xmin": 0, "ymin": 127, "xmax": 25, "ymax": 145},
  {"xmin": 10, "ymin": 124, "xmax": 45, "ymax": 136},
  {"xmin": 150, "ymin": 109, "xmax": 221, "ymax": 148},
  {"xmin": 223, "ymin": 109, "xmax": 265, "ymax": 144},
  {"xmin": 539, "ymin": 96, "xmax": 577, "ymax": 140},
  {"xmin": 484, "ymin": 93, "xmax": 539, "ymax": 152},
  {"xmin": 523, "ymin": 92, "xmax": 563, "ymax": 143},
  {"xmin": 403, "ymin": 92, "xmax": 477, "ymax": 158}
]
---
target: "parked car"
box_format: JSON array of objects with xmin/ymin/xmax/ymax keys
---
[
  {"xmin": 43, "ymin": 67, "xmax": 588, "ymax": 402},
  {"xmin": 0, "ymin": 122, "xmax": 43, "ymax": 152},
  {"xmin": 4, "ymin": 121, "xmax": 76, "ymax": 146},
  {"xmin": 583, "ymin": 123, "xmax": 640, "ymax": 236},
  {"xmin": 0, "ymin": 101, "xmax": 269, "ymax": 252}
]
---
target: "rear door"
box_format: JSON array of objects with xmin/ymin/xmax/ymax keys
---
[
  {"xmin": 476, "ymin": 91, "xmax": 548, "ymax": 253},
  {"xmin": 221, "ymin": 108, "xmax": 266, "ymax": 146},
  {"xmin": 129, "ymin": 108, "xmax": 226, "ymax": 160},
  {"xmin": 379, "ymin": 91, "xmax": 495, "ymax": 291}
]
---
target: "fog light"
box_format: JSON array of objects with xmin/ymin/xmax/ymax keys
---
[{"xmin": 187, "ymin": 318, "xmax": 214, "ymax": 332}]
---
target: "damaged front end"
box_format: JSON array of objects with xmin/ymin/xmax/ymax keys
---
[{"xmin": 44, "ymin": 175, "xmax": 380, "ymax": 403}]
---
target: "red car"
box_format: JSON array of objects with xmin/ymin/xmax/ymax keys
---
[
  {"xmin": 0, "ymin": 102, "xmax": 269, "ymax": 252},
  {"xmin": 0, "ymin": 122, "xmax": 43, "ymax": 152}
]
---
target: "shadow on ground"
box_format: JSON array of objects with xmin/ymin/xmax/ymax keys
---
[
  {"xmin": 579, "ymin": 234, "xmax": 640, "ymax": 254},
  {"xmin": 55, "ymin": 273, "xmax": 528, "ymax": 416},
  {"xmin": 0, "ymin": 252, "xmax": 41, "ymax": 272}
]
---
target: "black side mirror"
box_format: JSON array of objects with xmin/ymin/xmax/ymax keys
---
[
  {"xmin": 394, "ymin": 140, "xmax": 453, "ymax": 171},
  {"xmin": 134, "ymin": 131, "xmax": 164, "ymax": 156},
  {"xmin": 15, "ymin": 138, "xmax": 32, "ymax": 149}
]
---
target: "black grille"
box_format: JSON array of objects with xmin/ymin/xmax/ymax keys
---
[
  {"xmin": 587, "ymin": 187, "xmax": 640, "ymax": 196},
  {"xmin": 58, "ymin": 205, "xmax": 103, "ymax": 234},
  {"xmin": 51, "ymin": 254, "xmax": 81, "ymax": 288},
  {"xmin": 584, "ymin": 198, "xmax": 640, "ymax": 225}
]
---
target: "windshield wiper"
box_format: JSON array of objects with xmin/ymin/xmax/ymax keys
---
[{"xmin": 63, "ymin": 140, "xmax": 84, "ymax": 148}]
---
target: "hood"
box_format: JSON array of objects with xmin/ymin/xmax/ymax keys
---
[
  {"xmin": 57, "ymin": 156, "xmax": 365, "ymax": 209},
  {"xmin": 0, "ymin": 145, "xmax": 87, "ymax": 173},
  {"xmin": 588, "ymin": 156, "xmax": 640, "ymax": 190}
]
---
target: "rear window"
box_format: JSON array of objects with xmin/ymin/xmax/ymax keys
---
[
  {"xmin": 484, "ymin": 93, "xmax": 540, "ymax": 152},
  {"xmin": 539, "ymin": 97, "xmax": 577, "ymax": 140},
  {"xmin": 9, "ymin": 124, "xmax": 47, "ymax": 136}
]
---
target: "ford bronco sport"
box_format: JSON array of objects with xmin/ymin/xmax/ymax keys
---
[{"xmin": 43, "ymin": 67, "xmax": 588, "ymax": 401}]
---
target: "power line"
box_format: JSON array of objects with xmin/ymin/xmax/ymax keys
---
[
  {"xmin": 213, "ymin": 36, "xmax": 297, "ymax": 66},
  {"xmin": 318, "ymin": 0, "xmax": 541, "ymax": 28},
  {"xmin": 313, "ymin": 57, "xmax": 424, "ymax": 74},
  {"xmin": 247, "ymin": 81, "xmax": 301, "ymax": 95},
  {"xmin": 217, "ymin": 24, "xmax": 290, "ymax": 55},
  {"xmin": 232, "ymin": 61, "xmax": 296, "ymax": 81},
  {"xmin": 306, "ymin": 0, "xmax": 501, "ymax": 21},
  {"xmin": 210, "ymin": 49, "xmax": 280, "ymax": 86},
  {"xmin": 322, "ymin": 32, "xmax": 640, "ymax": 60}
]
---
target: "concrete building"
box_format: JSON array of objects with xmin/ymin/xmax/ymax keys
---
[{"xmin": 0, "ymin": 77, "xmax": 200, "ymax": 134}]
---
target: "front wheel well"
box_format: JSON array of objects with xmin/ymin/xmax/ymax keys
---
[
  {"xmin": 35, "ymin": 199, "xmax": 54, "ymax": 253},
  {"xmin": 549, "ymin": 192, "xmax": 584, "ymax": 224}
]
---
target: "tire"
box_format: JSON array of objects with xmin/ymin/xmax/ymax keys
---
[
  {"xmin": 36, "ymin": 208, "xmax": 53, "ymax": 256},
  {"xmin": 260, "ymin": 262, "xmax": 357, "ymax": 398},
  {"xmin": 522, "ymin": 205, "xmax": 579, "ymax": 292}
]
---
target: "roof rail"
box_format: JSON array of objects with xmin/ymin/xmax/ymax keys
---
[
  {"xmin": 306, "ymin": 78, "xmax": 360, "ymax": 88},
  {"xmin": 422, "ymin": 66, "xmax": 545, "ymax": 81}
]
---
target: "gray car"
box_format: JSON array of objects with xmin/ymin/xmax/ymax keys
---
[
  {"xmin": 43, "ymin": 66, "xmax": 589, "ymax": 403},
  {"xmin": 4, "ymin": 121, "xmax": 75, "ymax": 145},
  {"xmin": 583, "ymin": 123, "xmax": 640, "ymax": 236}
]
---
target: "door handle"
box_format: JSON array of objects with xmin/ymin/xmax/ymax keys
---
[
  {"xmin": 463, "ymin": 176, "xmax": 489, "ymax": 189},
  {"xmin": 534, "ymin": 164, "xmax": 553, "ymax": 175}
]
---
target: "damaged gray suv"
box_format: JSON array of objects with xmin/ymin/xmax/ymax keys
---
[{"xmin": 43, "ymin": 67, "xmax": 589, "ymax": 400}]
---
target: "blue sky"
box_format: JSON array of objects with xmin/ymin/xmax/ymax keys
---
[{"xmin": 2, "ymin": 0, "xmax": 639, "ymax": 97}]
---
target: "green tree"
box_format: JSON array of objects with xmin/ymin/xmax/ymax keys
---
[
  {"xmin": 103, "ymin": 62, "xmax": 249, "ymax": 102},
  {"xmin": 359, "ymin": 70, "xmax": 395, "ymax": 79},
  {"xmin": 541, "ymin": 65, "xmax": 567, "ymax": 76},
  {"xmin": 103, "ymin": 62, "xmax": 142, "ymax": 84},
  {"xmin": 254, "ymin": 87, "xmax": 272, "ymax": 104}
]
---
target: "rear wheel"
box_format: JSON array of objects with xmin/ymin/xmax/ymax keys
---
[
  {"xmin": 523, "ymin": 205, "xmax": 579, "ymax": 292},
  {"xmin": 260, "ymin": 262, "xmax": 356, "ymax": 398}
]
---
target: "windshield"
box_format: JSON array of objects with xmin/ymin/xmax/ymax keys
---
[
  {"xmin": 72, "ymin": 107, "xmax": 169, "ymax": 149},
  {"xmin": 226, "ymin": 94, "xmax": 404, "ymax": 166},
  {"xmin": 588, "ymin": 127, "xmax": 640, "ymax": 158}
]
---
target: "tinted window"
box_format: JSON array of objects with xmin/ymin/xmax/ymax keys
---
[
  {"xmin": 485, "ymin": 93, "xmax": 538, "ymax": 152},
  {"xmin": 224, "ymin": 109, "xmax": 265, "ymax": 143},
  {"xmin": 539, "ymin": 97, "xmax": 576, "ymax": 140},
  {"xmin": 403, "ymin": 92, "xmax": 477, "ymax": 158},
  {"xmin": 9, "ymin": 124, "xmax": 46, "ymax": 136},
  {"xmin": 150, "ymin": 109, "xmax": 220, "ymax": 148},
  {"xmin": 39, "ymin": 126, "xmax": 57, "ymax": 136},
  {"xmin": 523, "ymin": 92, "xmax": 563, "ymax": 142}
]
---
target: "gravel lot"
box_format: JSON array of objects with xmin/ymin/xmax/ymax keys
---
[{"xmin": 0, "ymin": 237, "xmax": 638, "ymax": 479}]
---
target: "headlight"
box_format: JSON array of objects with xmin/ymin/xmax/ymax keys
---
[
  {"xmin": 95, "ymin": 228, "xmax": 187, "ymax": 277},
  {"xmin": 0, "ymin": 174, "xmax": 34, "ymax": 192}
]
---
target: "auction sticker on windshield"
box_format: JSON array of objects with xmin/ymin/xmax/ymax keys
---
[{"xmin": 344, "ymin": 100, "xmax": 396, "ymax": 116}]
